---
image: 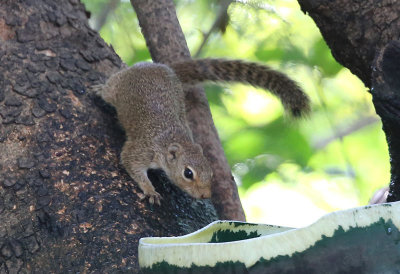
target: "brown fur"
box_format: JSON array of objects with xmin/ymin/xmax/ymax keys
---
[
  {"xmin": 96, "ymin": 59, "xmax": 310, "ymax": 204},
  {"xmin": 96, "ymin": 63, "xmax": 212, "ymax": 205}
]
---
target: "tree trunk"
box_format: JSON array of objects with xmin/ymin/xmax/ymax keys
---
[
  {"xmin": 130, "ymin": 0, "xmax": 246, "ymax": 221},
  {"xmin": 0, "ymin": 0, "xmax": 216, "ymax": 272},
  {"xmin": 297, "ymin": 0, "xmax": 400, "ymax": 201}
]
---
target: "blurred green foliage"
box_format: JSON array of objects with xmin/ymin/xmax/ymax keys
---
[{"xmin": 82, "ymin": 0, "xmax": 389, "ymax": 226}]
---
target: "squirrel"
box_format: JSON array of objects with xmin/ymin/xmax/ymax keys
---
[{"xmin": 95, "ymin": 59, "xmax": 310, "ymax": 205}]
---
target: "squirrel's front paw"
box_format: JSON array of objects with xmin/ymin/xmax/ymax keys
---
[
  {"xmin": 138, "ymin": 190, "xmax": 162, "ymax": 206},
  {"xmin": 148, "ymin": 191, "xmax": 162, "ymax": 205}
]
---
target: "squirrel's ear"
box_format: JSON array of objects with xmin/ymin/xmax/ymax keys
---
[
  {"xmin": 167, "ymin": 143, "xmax": 182, "ymax": 162},
  {"xmin": 195, "ymin": 143, "xmax": 203, "ymax": 155}
]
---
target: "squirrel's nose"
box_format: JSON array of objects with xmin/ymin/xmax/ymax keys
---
[{"xmin": 200, "ymin": 192, "xmax": 211, "ymax": 199}]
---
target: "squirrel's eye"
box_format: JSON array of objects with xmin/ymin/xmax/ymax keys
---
[{"xmin": 184, "ymin": 168, "xmax": 194, "ymax": 180}]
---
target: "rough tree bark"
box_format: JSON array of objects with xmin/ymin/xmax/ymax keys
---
[
  {"xmin": 130, "ymin": 0, "xmax": 246, "ymax": 221},
  {"xmin": 297, "ymin": 0, "xmax": 400, "ymax": 201},
  {"xmin": 0, "ymin": 0, "xmax": 217, "ymax": 272}
]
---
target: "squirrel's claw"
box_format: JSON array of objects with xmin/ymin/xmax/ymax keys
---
[{"xmin": 138, "ymin": 190, "xmax": 162, "ymax": 206}]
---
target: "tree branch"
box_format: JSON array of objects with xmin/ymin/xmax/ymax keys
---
[
  {"xmin": 372, "ymin": 40, "xmax": 400, "ymax": 202},
  {"xmin": 298, "ymin": 0, "xmax": 400, "ymax": 88},
  {"xmin": 194, "ymin": 0, "xmax": 233, "ymax": 58},
  {"xmin": 313, "ymin": 116, "xmax": 379, "ymax": 150},
  {"xmin": 130, "ymin": 0, "xmax": 246, "ymax": 220},
  {"xmin": 0, "ymin": 1, "xmax": 218, "ymax": 271},
  {"xmin": 93, "ymin": 0, "xmax": 120, "ymax": 31}
]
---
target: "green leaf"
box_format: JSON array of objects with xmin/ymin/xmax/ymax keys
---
[{"xmin": 308, "ymin": 38, "xmax": 342, "ymax": 76}]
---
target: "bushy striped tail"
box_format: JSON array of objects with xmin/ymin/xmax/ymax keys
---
[{"xmin": 170, "ymin": 59, "xmax": 310, "ymax": 117}]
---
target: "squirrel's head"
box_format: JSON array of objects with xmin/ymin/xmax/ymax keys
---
[{"xmin": 166, "ymin": 142, "xmax": 212, "ymax": 199}]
